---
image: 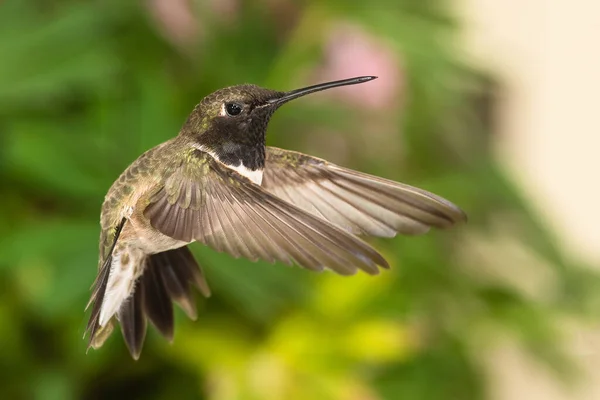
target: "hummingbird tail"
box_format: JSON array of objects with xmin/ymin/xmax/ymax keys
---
[
  {"xmin": 86, "ymin": 245, "xmax": 211, "ymax": 359},
  {"xmin": 120, "ymin": 246, "xmax": 211, "ymax": 359}
]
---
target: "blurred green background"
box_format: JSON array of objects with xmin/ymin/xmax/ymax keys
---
[{"xmin": 1, "ymin": 0, "xmax": 599, "ymax": 399}]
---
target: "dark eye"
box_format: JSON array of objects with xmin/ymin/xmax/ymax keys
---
[{"xmin": 225, "ymin": 103, "xmax": 243, "ymax": 116}]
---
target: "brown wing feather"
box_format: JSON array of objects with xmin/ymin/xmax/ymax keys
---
[
  {"xmin": 262, "ymin": 147, "xmax": 466, "ymax": 237},
  {"xmin": 144, "ymin": 150, "xmax": 388, "ymax": 276}
]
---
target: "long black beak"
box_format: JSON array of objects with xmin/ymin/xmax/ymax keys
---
[{"xmin": 266, "ymin": 76, "xmax": 377, "ymax": 107}]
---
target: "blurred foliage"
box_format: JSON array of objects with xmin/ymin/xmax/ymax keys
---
[{"xmin": 1, "ymin": 0, "xmax": 598, "ymax": 399}]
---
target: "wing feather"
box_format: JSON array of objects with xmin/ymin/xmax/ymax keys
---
[
  {"xmin": 143, "ymin": 149, "xmax": 388, "ymax": 275},
  {"xmin": 262, "ymin": 147, "xmax": 466, "ymax": 237}
]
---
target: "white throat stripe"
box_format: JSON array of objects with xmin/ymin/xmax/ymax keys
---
[{"xmin": 193, "ymin": 144, "xmax": 264, "ymax": 185}]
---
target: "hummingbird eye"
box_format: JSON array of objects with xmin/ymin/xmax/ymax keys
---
[{"xmin": 225, "ymin": 103, "xmax": 243, "ymax": 117}]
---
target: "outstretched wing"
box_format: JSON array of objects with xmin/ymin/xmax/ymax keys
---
[
  {"xmin": 262, "ymin": 147, "xmax": 466, "ymax": 238},
  {"xmin": 143, "ymin": 148, "xmax": 388, "ymax": 276}
]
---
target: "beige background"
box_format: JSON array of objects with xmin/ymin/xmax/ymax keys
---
[{"xmin": 458, "ymin": 0, "xmax": 600, "ymax": 398}]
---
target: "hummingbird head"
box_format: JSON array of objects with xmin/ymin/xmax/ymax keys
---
[{"xmin": 181, "ymin": 76, "xmax": 377, "ymax": 173}]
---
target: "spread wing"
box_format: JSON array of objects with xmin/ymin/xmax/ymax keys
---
[
  {"xmin": 262, "ymin": 147, "xmax": 466, "ymax": 237},
  {"xmin": 143, "ymin": 149, "xmax": 388, "ymax": 276}
]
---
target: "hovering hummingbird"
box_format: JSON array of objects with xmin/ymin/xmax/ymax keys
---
[{"xmin": 85, "ymin": 76, "xmax": 466, "ymax": 359}]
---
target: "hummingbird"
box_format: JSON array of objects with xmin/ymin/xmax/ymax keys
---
[{"xmin": 85, "ymin": 76, "xmax": 466, "ymax": 359}]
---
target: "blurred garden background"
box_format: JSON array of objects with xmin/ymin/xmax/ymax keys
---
[{"xmin": 1, "ymin": 0, "xmax": 599, "ymax": 399}]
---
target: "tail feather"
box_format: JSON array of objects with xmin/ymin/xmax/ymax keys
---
[
  {"xmin": 85, "ymin": 218, "xmax": 127, "ymax": 349},
  {"xmin": 142, "ymin": 257, "xmax": 175, "ymax": 341},
  {"xmin": 158, "ymin": 252, "xmax": 198, "ymax": 319},
  {"xmin": 86, "ymin": 245, "xmax": 210, "ymax": 359},
  {"xmin": 154, "ymin": 248, "xmax": 208, "ymax": 319},
  {"xmin": 170, "ymin": 247, "xmax": 212, "ymax": 297},
  {"xmin": 119, "ymin": 281, "xmax": 146, "ymax": 360}
]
